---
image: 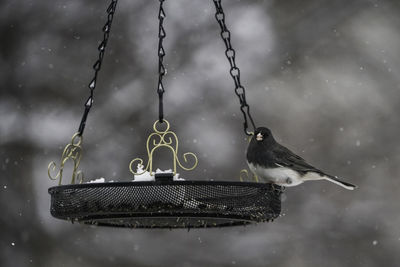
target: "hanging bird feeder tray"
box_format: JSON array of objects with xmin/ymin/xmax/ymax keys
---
[
  {"xmin": 49, "ymin": 179, "xmax": 281, "ymax": 228},
  {"xmin": 47, "ymin": 0, "xmax": 283, "ymax": 229}
]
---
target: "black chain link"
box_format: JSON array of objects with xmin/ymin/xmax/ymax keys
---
[
  {"xmin": 157, "ymin": 0, "xmax": 166, "ymax": 123},
  {"xmin": 212, "ymin": 0, "xmax": 256, "ymax": 136},
  {"xmin": 78, "ymin": 0, "xmax": 118, "ymax": 136}
]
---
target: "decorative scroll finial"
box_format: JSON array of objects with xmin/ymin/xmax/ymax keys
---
[
  {"xmin": 129, "ymin": 120, "xmax": 198, "ymax": 176},
  {"xmin": 239, "ymin": 132, "xmax": 258, "ymax": 182},
  {"xmin": 48, "ymin": 133, "xmax": 84, "ymax": 185},
  {"xmin": 239, "ymin": 169, "xmax": 259, "ymax": 183}
]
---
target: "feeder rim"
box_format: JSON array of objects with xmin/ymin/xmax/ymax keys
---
[
  {"xmin": 77, "ymin": 214, "xmax": 258, "ymax": 228},
  {"xmin": 48, "ymin": 180, "xmax": 278, "ymax": 192}
]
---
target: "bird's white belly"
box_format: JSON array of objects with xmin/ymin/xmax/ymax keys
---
[{"xmin": 248, "ymin": 162, "xmax": 304, "ymax": 186}]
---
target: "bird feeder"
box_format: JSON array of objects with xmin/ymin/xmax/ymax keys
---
[{"xmin": 47, "ymin": 0, "xmax": 283, "ymax": 229}]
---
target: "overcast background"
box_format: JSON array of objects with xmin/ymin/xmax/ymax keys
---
[{"xmin": 1, "ymin": 0, "xmax": 400, "ymax": 266}]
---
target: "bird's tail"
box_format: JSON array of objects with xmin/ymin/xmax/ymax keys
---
[{"xmin": 324, "ymin": 175, "xmax": 357, "ymax": 190}]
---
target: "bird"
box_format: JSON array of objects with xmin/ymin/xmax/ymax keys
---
[{"xmin": 246, "ymin": 127, "xmax": 356, "ymax": 190}]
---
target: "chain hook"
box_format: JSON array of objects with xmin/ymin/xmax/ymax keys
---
[
  {"xmin": 157, "ymin": 0, "xmax": 167, "ymax": 123},
  {"xmin": 212, "ymin": 0, "xmax": 257, "ymax": 135},
  {"xmin": 77, "ymin": 0, "xmax": 118, "ymax": 136}
]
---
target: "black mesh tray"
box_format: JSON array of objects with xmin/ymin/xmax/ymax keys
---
[{"xmin": 48, "ymin": 180, "xmax": 282, "ymax": 228}]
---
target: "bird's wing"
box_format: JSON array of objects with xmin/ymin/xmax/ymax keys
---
[{"xmin": 273, "ymin": 144, "xmax": 323, "ymax": 174}]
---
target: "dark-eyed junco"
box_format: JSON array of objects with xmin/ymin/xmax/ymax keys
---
[{"xmin": 246, "ymin": 127, "xmax": 356, "ymax": 190}]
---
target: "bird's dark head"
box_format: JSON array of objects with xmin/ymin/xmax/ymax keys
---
[
  {"xmin": 254, "ymin": 127, "xmax": 273, "ymax": 143},
  {"xmin": 247, "ymin": 126, "xmax": 276, "ymax": 164}
]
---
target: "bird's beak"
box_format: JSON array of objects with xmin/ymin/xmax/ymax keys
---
[{"xmin": 256, "ymin": 133, "xmax": 263, "ymax": 141}]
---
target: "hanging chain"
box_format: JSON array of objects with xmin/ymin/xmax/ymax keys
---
[
  {"xmin": 77, "ymin": 0, "xmax": 118, "ymax": 136},
  {"xmin": 157, "ymin": 0, "xmax": 167, "ymax": 123},
  {"xmin": 212, "ymin": 0, "xmax": 256, "ymax": 136}
]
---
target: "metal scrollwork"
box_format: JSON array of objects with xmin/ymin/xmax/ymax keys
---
[
  {"xmin": 48, "ymin": 133, "xmax": 84, "ymax": 185},
  {"xmin": 239, "ymin": 169, "xmax": 259, "ymax": 183},
  {"xmin": 129, "ymin": 120, "xmax": 198, "ymax": 176},
  {"xmin": 239, "ymin": 132, "xmax": 258, "ymax": 182}
]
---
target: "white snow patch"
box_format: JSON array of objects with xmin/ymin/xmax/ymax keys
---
[
  {"xmin": 133, "ymin": 164, "xmax": 185, "ymax": 181},
  {"xmin": 87, "ymin": 178, "xmax": 105, "ymax": 183},
  {"xmin": 83, "ymin": 165, "xmax": 186, "ymax": 183}
]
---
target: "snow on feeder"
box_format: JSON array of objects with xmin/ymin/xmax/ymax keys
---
[{"xmin": 47, "ymin": 0, "xmax": 283, "ymax": 229}]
